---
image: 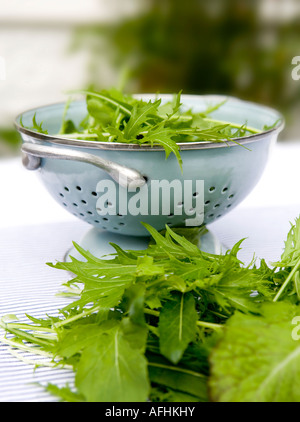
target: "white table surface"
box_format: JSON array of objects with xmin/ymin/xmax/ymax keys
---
[{"xmin": 0, "ymin": 142, "xmax": 300, "ymax": 401}]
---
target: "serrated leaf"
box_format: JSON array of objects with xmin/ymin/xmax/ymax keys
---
[
  {"xmin": 275, "ymin": 217, "xmax": 300, "ymax": 267},
  {"xmin": 45, "ymin": 383, "xmax": 84, "ymax": 402},
  {"xmin": 210, "ymin": 302, "xmax": 300, "ymax": 402},
  {"xmin": 143, "ymin": 123, "xmax": 183, "ymax": 170},
  {"xmin": 123, "ymin": 100, "xmax": 160, "ymax": 139}
]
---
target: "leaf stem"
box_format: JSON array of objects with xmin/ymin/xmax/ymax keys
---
[
  {"xmin": 0, "ymin": 321, "xmax": 54, "ymax": 347},
  {"xmin": 9, "ymin": 348, "xmax": 71, "ymax": 369},
  {"xmin": 143, "ymin": 308, "xmax": 222, "ymax": 330},
  {"xmin": 0, "ymin": 336, "xmax": 54, "ymax": 357},
  {"xmin": 203, "ymin": 118, "xmax": 261, "ymax": 134},
  {"xmin": 148, "ymin": 362, "xmax": 206, "ymax": 378},
  {"xmin": 53, "ymin": 304, "xmax": 102, "ymax": 329},
  {"xmin": 273, "ymin": 257, "xmax": 300, "ymax": 302},
  {"xmin": 0, "ymin": 322, "xmax": 54, "ymax": 333},
  {"xmin": 196, "ymin": 320, "xmax": 223, "ymax": 330},
  {"xmin": 144, "ymin": 308, "xmax": 160, "ymax": 317}
]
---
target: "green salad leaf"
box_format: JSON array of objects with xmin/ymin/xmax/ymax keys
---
[
  {"xmin": 22, "ymin": 88, "xmax": 262, "ymax": 169},
  {"xmin": 210, "ymin": 302, "xmax": 300, "ymax": 402},
  {"xmin": 273, "ymin": 217, "xmax": 300, "ymax": 302},
  {"xmin": 75, "ymin": 322, "xmax": 149, "ymax": 402},
  {"xmin": 1, "ymin": 217, "xmax": 300, "ymax": 402},
  {"xmin": 159, "ymin": 292, "xmax": 198, "ymax": 364}
]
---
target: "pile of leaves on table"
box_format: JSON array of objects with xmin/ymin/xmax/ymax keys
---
[{"xmin": 1, "ymin": 218, "xmax": 300, "ymax": 402}]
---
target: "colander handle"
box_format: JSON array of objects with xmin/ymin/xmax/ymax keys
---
[{"xmin": 21, "ymin": 142, "xmax": 146, "ymax": 189}]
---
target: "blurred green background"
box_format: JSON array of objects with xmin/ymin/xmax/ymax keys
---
[{"xmin": 1, "ymin": 0, "xmax": 300, "ymax": 156}]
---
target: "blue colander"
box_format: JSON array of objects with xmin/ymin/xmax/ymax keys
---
[{"xmin": 16, "ymin": 95, "xmax": 284, "ymax": 237}]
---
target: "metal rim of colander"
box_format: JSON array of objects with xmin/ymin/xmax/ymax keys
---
[{"xmin": 15, "ymin": 94, "xmax": 285, "ymax": 151}]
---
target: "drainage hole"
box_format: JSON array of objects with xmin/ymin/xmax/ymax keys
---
[
  {"xmin": 205, "ymin": 200, "xmax": 210, "ymax": 205},
  {"xmin": 87, "ymin": 211, "xmax": 93, "ymax": 215},
  {"xmin": 193, "ymin": 192, "xmax": 199, "ymax": 197},
  {"xmin": 94, "ymin": 220, "xmax": 100, "ymax": 223},
  {"xmin": 63, "ymin": 203, "xmax": 67, "ymax": 207},
  {"xmin": 208, "ymin": 213, "xmax": 214, "ymax": 218},
  {"xmin": 222, "ymin": 187, "xmax": 228, "ymax": 193},
  {"xmin": 59, "ymin": 193, "xmax": 64, "ymax": 198},
  {"xmin": 227, "ymin": 204, "xmax": 232, "ymax": 208},
  {"xmin": 214, "ymin": 204, "xmax": 220, "ymax": 208},
  {"xmin": 79, "ymin": 213, "xmax": 84, "ymax": 217},
  {"xmin": 102, "ymin": 217, "xmax": 108, "ymax": 221},
  {"xmin": 118, "ymin": 222, "xmax": 125, "ymax": 226},
  {"xmin": 209, "ymin": 186, "xmax": 215, "ymax": 192},
  {"xmin": 72, "ymin": 203, "xmax": 78, "ymax": 207},
  {"xmin": 76, "ymin": 186, "xmax": 82, "ymax": 191},
  {"xmin": 228, "ymin": 194, "xmax": 234, "ymax": 199},
  {"xmin": 91, "ymin": 191, "xmax": 97, "ymax": 196},
  {"xmin": 81, "ymin": 200, "xmax": 87, "ymax": 204}
]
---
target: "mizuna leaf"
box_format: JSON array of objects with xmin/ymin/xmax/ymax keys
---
[
  {"xmin": 209, "ymin": 302, "xmax": 300, "ymax": 402},
  {"xmin": 55, "ymin": 321, "xmax": 114, "ymax": 359},
  {"xmin": 3, "ymin": 219, "xmax": 300, "ymax": 403},
  {"xmin": 45, "ymin": 384, "xmax": 84, "ymax": 402},
  {"xmin": 274, "ymin": 217, "xmax": 300, "ymax": 267},
  {"xmin": 147, "ymin": 353, "xmax": 208, "ymax": 401},
  {"xmin": 143, "ymin": 123, "xmax": 183, "ymax": 170},
  {"xmin": 24, "ymin": 88, "xmax": 263, "ymax": 170},
  {"xmin": 75, "ymin": 324, "xmax": 150, "ymax": 402},
  {"xmin": 86, "ymin": 98, "xmax": 115, "ymax": 127},
  {"xmin": 123, "ymin": 100, "xmax": 161, "ymax": 139},
  {"xmin": 75, "ymin": 89, "xmax": 133, "ymax": 116},
  {"xmin": 159, "ymin": 292, "xmax": 198, "ymax": 364}
]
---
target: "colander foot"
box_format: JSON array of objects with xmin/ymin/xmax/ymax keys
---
[
  {"xmin": 65, "ymin": 228, "xmax": 227, "ymax": 262},
  {"xmin": 198, "ymin": 230, "xmax": 227, "ymax": 255}
]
